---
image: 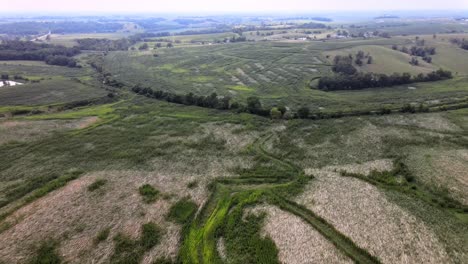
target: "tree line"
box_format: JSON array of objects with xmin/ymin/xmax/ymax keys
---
[
  {"xmin": 317, "ymin": 69, "xmax": 452, "ymax": 91},
  {"xmin": 450, "ymin": 38, "xmax": 468, "ymax": 50},
  {"xmin": 0, "ymin": 40, "xmax": 80, "ymax": 67}
]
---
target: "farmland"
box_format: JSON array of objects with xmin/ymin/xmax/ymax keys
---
[
  {"xmin": 102, "ymin": 36, "xmax": 468, "ymax": 112},
  {"xmin": 0, "ymin": 13, "xmax": 468, "ymax": 264}
]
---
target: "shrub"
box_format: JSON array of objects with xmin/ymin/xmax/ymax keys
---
[
  {"xmin": 270, "ymin": 107, "xmax": 282, "ymax": 119},
  {"xmin": 28, "ymin": 240, "xmax": 61, "ymax": 264},
  {"xmin": 95, "ymin": 228, "xmax": 111, "ymax": 243},
  {"xmin": 297, "ymin": 107, "xmax": 310, "ymax": 119},
  {"xmin": 140, "ymin": 222, "xmax": 163, "ymax": 250},
  {"xmin": 88, "ymin": 179, "xmax": 107, "ymax": 192},
  {"xmin": 187, "ymin": 180, "xmax": 198, "ymax": 189},
  {"xmin": 167, "ymin": 198, "xmax": 197, "ymax": 224},
  {"xmin": 111, "ymin": 234, "xmax": 141, "ymax": 264},
  {"xmin": 139, "ymin": 184, "xmax": 159, "ymax": 203}
]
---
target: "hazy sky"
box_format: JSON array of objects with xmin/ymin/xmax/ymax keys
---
[{"xmin": 4, "ymin": 0, "xmax": 468, "ymax": 13}]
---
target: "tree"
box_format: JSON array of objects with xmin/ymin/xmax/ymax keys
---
[
  {"xmin": 277, "ymin": 105, "xmax": 287, "ymax": 116},
  {"xmin": 219, "ymin": 96, "xmax": 231, "ymax": 110},
  {"xmin": 270, "ymin": 107, "xmax": 282, "ymax": 119},
  {"xmin": 247, "ymin": 96, "xmax": 262, "ymax": 113},
  {"xmin": 139, "ymin": 43, "xmax": 149, "ymax": 50},
  {"xmin": 166, "ymin": 43, "xmax": 173, "ymax": 48},
  {"xmin": 355, "ymin": 58, "xmax": 363, "ymax": 66},
  {"xmin": 356, "ymin": 50, "xmax": 365, "ymax": 59},
  {"xmin": 367, "ymin": 56, "xmax": 373, "ymax": 64},
  {"xmin": 155, "ymin": 43, "xmax": 162, "ymax": 48},
  {"xmin": 410, "ymin": 57, "xmax": 419, "ymax": 66},
  {"xmin": 297, "ymin": 107, "xmax": 310, "ymax": 119},
  {"xmin": 184, "ymin": 92, "xmax": 196, "ymax": 105}
]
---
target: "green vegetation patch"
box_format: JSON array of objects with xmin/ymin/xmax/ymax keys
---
[
  {"xmin": 229, "ymin": 85, "xmax": 254, "ymax": 92},
  {"xmin": 28, "ymin": 240, "xmax": 62, "ymax": 264},
  {"xmin": 138, "ymin": 184, "xmax": 160, "ymax": 203},
  {"xmin": 87, "ymin": 179, "xmax": 107, "ymax": 192},
  {"xmin": 167, "ymin": 198, "xmax": 198, "ymax": 224},
  {"xmin": 94, "ymin": 227, "xmax": 111, "ymax": 244},
  {"xmin": 111, "ymin": 222, "xmax": 163, "ymax": 264},
  {"xmin": 340, "ymin": 159, "xmax": 468, "ymax": 215},
  {"xmin": 140, "ymin": 222, "xmax": 163, "ymax": 250},
  {"xmin": 223, "ymin": 202, "xmax": 279, "ymax": 264}
]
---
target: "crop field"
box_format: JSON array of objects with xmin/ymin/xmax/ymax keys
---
[
  {"xmin": 0, "ymin": 62, "xmax": 107, "ymax": 106},
  {"xmin": 0, "ymin": 17, "xmax": 468, "ymax": 264},
  {"xmin": 102, "ymin": 36, "xmax": 468, "ymax": 112}
]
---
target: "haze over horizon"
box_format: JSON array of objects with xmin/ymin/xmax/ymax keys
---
[{"xmin": 4, "ymin": 0, "xmax": 468, "ymax": 14}]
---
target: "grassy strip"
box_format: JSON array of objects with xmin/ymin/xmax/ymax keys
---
[
  {"xmin": 0, "ymin": 170, "xmax": 83, "ymax": 232},
  {"xmin": 179, "ymin": 191, "xmax": 230, "ymax": 264},
  {"xmin": 340, "ymin": 161, "xmax": 468, "ymax": 217},
  {"xmin": 273, "ymin": 197, "xmax": 381, "ymax": 264}
]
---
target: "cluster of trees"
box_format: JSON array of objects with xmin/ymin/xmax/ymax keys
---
[
  {"xmin": 298, "ymin": 22, "xmax": 328, "ymax": 29},
  {"xmin": 1, "ymin": 74, "xmax": 25, "ymax": 80},
  {"xmin": 45, "ymin": 55, "xmax": 77, "ymax": 67},
  {"xmin": 392, "ymin": 44, "xmax": 436, "ymax": 64},
  {"xmin": 0, "ymin": 40, "xmax": 80, "ymax": 67},
  {"xmin": 355, "ymin": 50, "xmax": 373, "ymax": 66},
  {"xmin": 450, "ymin": 38, "xmax": 468, "ymax": 50},
  {"xmin": 371, "ymin": 31, "xmax": 391, "ymax": 38},
  {"xmin": 317, "ymin": 69, "xmax": 452, "ymax": 91},
  {"xmin": 331, "ymin": 52, "xmax": 373, "ymax": 73},
  {"xmin": 227, "ymin": 36, "xmax": 247, "ymax": 43},
  {"xmin": 332, "ymin": 55, "xmax": 357, "ymax": 75}
]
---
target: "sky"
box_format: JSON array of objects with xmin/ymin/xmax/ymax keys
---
[{"xmin": 3, "ymin": 0, "xmax": 468, "ymax": 14}]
